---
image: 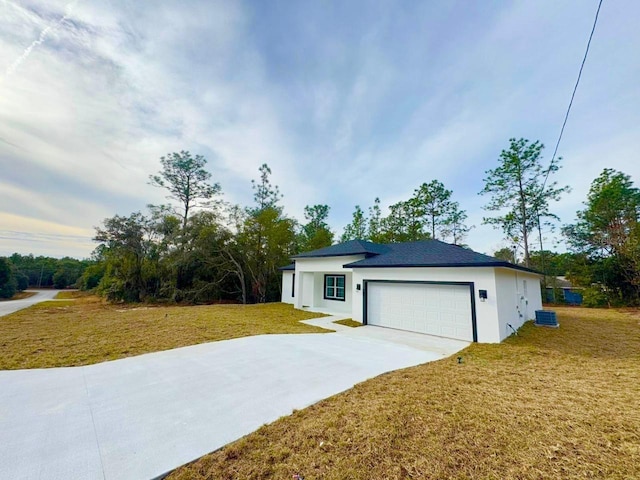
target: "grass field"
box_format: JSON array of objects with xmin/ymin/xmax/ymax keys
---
[
  {"xmin": 169, "ymin": 306, "xmax": 640, "ymax": 480},
  {"xmin": 0, "ymin": 296, "xmax": 329, "ymax": 369},
  {"xmin": 54, "ymin": 290, "xmax": 85, "ymax": 299},
  {"xmin": 333, "ymin": 318, "xmax": 363, "ymax": 328}
]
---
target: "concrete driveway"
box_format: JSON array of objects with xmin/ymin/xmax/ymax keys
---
[
  {"xmin": 0, "ymin": 289, "xmax": 62, "ymax": 317},
  {"xmin": 0, "ymin": 316, "xmax": 468, "ymax": 480}
]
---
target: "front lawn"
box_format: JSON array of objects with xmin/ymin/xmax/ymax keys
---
[
  {"xmin": 54, "ymin": 290, "xmax": 86, "ymax": 299},
  {"xmin": 169, "ymin": 306, "xmax": 640, "ymax": 479},
  {"xmin": 333, "ymin": 318, "xmax": 363, "ymax": 328},
  {"xmin": 0, "ymin": 297, "xmax": 329, "ymax": 369}
]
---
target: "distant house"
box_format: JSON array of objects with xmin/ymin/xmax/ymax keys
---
[
  {"xmin": 545, "ymin": 276, "xmax": 583, "ymax": 305},
  {"xmin": 280, "ymin": 239, "xmax": 542, "ymax": 343}
]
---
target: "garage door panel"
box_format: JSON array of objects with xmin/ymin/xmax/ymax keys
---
[
  {"xmin": 414, "ymin": 317, "xmax": 427, "ymax": 331},
  {"xmin": 454, "ymin": 313, "xmax": 470, "ymax": 326},
  {"xmin": 402, "ymin": 317, "xmax": 415, "ymax": 331},
  {"xmin": 367, "ymin": 282, "xmax": 473, "ymax": 342},
  {"xmin": 441, "ymin": 325, "xmax": 457, "ymax": 337}
]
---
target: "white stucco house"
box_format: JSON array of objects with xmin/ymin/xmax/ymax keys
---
[{"xmin": 280, "ymin": 239, "xmax": 542, "ymax": 343}]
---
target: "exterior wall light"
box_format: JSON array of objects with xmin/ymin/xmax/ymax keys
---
[{"xmin": 479, "ymin": 289, "xmax": 488, "ymax": 302}]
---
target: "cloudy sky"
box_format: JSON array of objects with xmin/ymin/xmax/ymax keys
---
[{"xmin": 1, "ymin": 0, "xmax": 638, "ymax": 259}]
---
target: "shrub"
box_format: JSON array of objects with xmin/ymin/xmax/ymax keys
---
[
  {"xmin": 78, "ymin": 263, "xmax": 105, "ymax": 290},
  {"xmin": 52, "ymin": 269, "xmax": 68, "ymax": 289},
  {"xmin": 0, "ymin": 258, "xmax": 17, "ymax": 299},
  {"xmin": 16, "ymin": 272, "xmax": 29, "ymax": 291},
  {"xmin": 582, "ymin": 285, "xmax": 609, "ymax": 308}
]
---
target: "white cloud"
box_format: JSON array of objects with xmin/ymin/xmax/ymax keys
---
[
  {"xmin": 1, "ymin": 0, "xmax": 316, "ymax": 255},
  {"xmin": 1, "ymin": 0, "xmax": 638, "ymax": 259},
  {"xmin": 0, "ymin": 211, "xmax": 93, "ymax": 258}
]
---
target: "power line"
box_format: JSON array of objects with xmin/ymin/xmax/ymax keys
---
[
  {"xmin": 0, "ymin": 230, "xmax": 92, "ymax": 243},
  {"xmin": 541, "ymin": 0, "xmax": 603, "ymax": 192},
  {"xmin": 535, "ymin": 0, "xmax": 603, "ymax": 278}
]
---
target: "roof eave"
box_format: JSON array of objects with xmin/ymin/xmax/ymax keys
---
[
  {"xmin": 344, "ymin": 261, "xmax": 541, "ymax": 274},
  {"xmin": 493, "ymin": 263, "xmax": 542, "ymax": 275},
  {"xmin": 291, "ymin": 252, "xmax": 371, "ymax": 259}
]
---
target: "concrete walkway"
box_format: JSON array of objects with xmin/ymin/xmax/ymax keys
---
[
  {"xmin": 0, "ymin": 318, "xmax": 468, "ymax": 480},
  {"xmin": 0, "ymin": 289, "xmax": 62, "ymax": 317},
  {"xmin": 303, "ymin": 315, "xmax": 471, "ymax": 356}
]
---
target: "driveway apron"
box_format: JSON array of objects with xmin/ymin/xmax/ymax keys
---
[
  {"xmin": 0, "ymin": 327, "xmax": 467, "ymax": 480},
  {"xmin": 0, "ymin": 290, "xmax": 62, "ymax": 318}
]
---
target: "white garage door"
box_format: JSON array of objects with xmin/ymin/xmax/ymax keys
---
[{"xmin": 367, "ymin": 282, "xmax": 474, "ymax": 341}]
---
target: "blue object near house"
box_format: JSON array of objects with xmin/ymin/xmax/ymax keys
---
[
  {"xmin": 563, "ymin": 290, "xmax": 583, "ymax": 305},
  {"xmin": 544, "ymin": 287, "xmax": 583, "ymax": 305},
  {"xmin": 544, "ymin": 289, "xmax": 555, "ymax": 303},
  {"xmin": 535, "ymin": 310, "xmax": 559, "ymax": 327}
]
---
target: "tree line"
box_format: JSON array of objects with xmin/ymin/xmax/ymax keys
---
[
  {"xmin": 562, "ymin": 169, "xmax": 640, "ymax": 306},
  {"xmin": 81, "ymin": 151, "xmax": 477, "ymax": 304},
  {"xmin": 483, "ymin": 140, "xmax": 640, "ymax": 306},
  {"xmin": 87, "ymin": 157, "xmax": 300, "ymax": 304},
  {"xmin": 480, "ymin": 139, "xmax": 640, "ymax": 306},
  {"xmin": 3, "ymin": 138, "xmax": 638, "ymax": 307},
  {"xmin": 340, "ymin": 180, "xmax": 472, "ymax": 245},
  {"xmin": 0, "ymin": 254, "xmax": 91, "ymax": 298}
]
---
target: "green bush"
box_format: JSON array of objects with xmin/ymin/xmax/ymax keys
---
[
  {"xmin": 78, "ymin": 263, "xmax": 105, "ymax": 290},
  {"xmin": 582, "ymin": 285, "xmax": 609, "ymax": 308},
  {"xmin": 16, "ymin": 272, "xmax": 29, "ymax": 291},
  {"xmin": 552, "ymin": 288, "xmax": 567, "ymax": 304},
  {"xmin": 52, "ymin": 269, "xmax": 68, "ymax": 289},
  {"xmin": 0, "ymin": 258, "xmax": 17, "ymax": 299}
]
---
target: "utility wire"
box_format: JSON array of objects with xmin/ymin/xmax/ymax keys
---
[
  {"xmin": 541, "ymin": 0, "xmax": 603, "ymax": 192},
  {"xmin": 535, "ymin": 0, "xmax": 602, "ymax": 280}
]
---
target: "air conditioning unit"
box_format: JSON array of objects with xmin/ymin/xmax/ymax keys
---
[{"xmin": 535, "ymin": 310, "xmax": 559, "ymax": 328}]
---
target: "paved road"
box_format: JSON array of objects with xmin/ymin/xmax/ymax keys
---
[
  {"xmin": 0, "ymin": 316, "xmax": 468, "ymax": 480},
  {"xmin": 0, "ymin": 289, "xmax": 62, "ymax": 317}
]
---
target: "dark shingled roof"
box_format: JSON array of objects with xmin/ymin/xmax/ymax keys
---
[
  {"xmin": 342, "ymin": 239, "xmax": 538, "ymax": 273},
  {"xmin": 278, "ymin": 263, "xmax": 295, "ymax": 271},
  {"xmin": 281, "ymin": 239, "xmax": 539, "ymax": 274},
  {"xmin": 291, "ymin": 239, "xmax": 390, "ymax": 258}
]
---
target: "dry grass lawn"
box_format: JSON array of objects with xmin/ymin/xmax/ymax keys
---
[
  {"xmin": 169, "ymin": 306, "xmax": 640, "ymax": 480},
  {"xmin": 333, "ymin": 318, "xmax": 363, "ymax": 328},
  {"xmin": 54, "ymin": 290, "xmax": 85, "ymax": 299},
  {"xmin": 0, "ymin": 296, "xmax": 329, "ymax": 369}
]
